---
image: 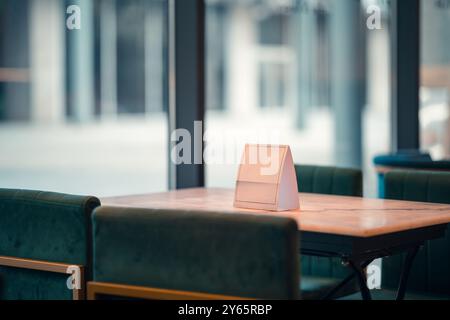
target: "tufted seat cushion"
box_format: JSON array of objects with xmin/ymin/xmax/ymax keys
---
[
  {"xmin": 93, "ymin": 206, "xmax": 300, "ymax": 300},
  {"xmin": 0, "ymin": 189, "xmax": 100, "ymax": 300}
]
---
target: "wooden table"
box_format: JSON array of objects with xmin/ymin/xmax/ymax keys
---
[{"xmin": 102, "ymin": 188, "xmax": 450, "ymax": 300}]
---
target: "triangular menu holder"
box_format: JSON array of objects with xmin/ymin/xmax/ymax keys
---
[{"xmin": 234, "ymin": 144, "xmax": 300, "ymax": 212}]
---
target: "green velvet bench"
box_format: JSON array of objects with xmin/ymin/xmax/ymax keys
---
[
  {"xmin": 381, "ymin": 170, "xmax": 450, "ymax": 299},
  {"xmin": 88, "ymin": 206, "xmax": 300, "ymax": 300},
  {"xmin": 342, "ymin": 170, "xmax": 450, "ymax": 300},
  {"xmin": 295, "ymin": 165, "xmax": 363, "ymax": 299},
  {"xmin": 0, "ymin": 189, "xmax": 100, "ymax": 300}
]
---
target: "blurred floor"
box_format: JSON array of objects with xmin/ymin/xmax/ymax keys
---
[
  {"xmin": 0, "ymin": 116, "xmax": 168, "ymax": 197},
  {"xmin": 0, "ymin": 109, "xmax": 387, "ymax": 197}
]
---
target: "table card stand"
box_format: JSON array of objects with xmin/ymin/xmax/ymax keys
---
[{"xmin": 234, "ymin": 144, "xmax": 300, "ymax": 212}]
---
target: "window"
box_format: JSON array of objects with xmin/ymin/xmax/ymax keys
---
[
  {"xmin": 420, "ymin": 0, "xmax": 450, "ymax": 160},
  {"xmin": 205, "ymin": 0, "xmax": 391, "ymax": 196},
  {"xmin": 0, "ymin": 0, "xmax": 168, "ymax": 196}
]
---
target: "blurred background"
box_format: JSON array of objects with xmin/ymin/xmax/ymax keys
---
[{"xmin": 0, "ymin": 0, "xmax": 449, "ymax": 197}]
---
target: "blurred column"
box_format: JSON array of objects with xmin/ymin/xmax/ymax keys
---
[
  {"xmin": 294, "ymin": 1, "xmax": 313, "ymax": 129},
  {"xmin": 145, "ymin": 0, "xmax": 164, "ymax": 114},
  {"xmin": 1, "ymin": 0, "xmax": 29, "ymax": 121},
  {"xmin": 206, "ymin": 3, "xmax": 227, "ymax": 111},
  {"xmin": 310, "ymin": 2, "xmax": 322, "ymax": 108},
  {"xmin": 30, "ymin": 0, "xmax": 65, "ymax": 123},
  {"xmin": 168, "ymin": 0, "xmax": 205, "ymax": 189},
  {"xmin": 67, "ymin": 0, "xmax": 95, "ymax": 122},
  {"xmin": 390, "ymin": 0, "xmax": 420, "ymax": 151},
  {"xmin": 331, "ymin": 0, "xmax": 365, "ymax": 168},
  {"xmin": 100, "ymin": 0, "xmax": 118, "ymax": 118},
  {"xmin": 421, "ymin": 0, "xmax": 450, "ymax": 66},
  {"xmin": 226, "ymin": 5, "xmax": 258, "ymax": 117}
]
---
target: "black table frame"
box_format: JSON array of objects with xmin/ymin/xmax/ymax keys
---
[{"xmin": 300, "ymin": 224, "xmax": 448, "ymax": 300}]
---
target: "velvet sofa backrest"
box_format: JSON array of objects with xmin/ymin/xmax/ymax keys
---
[
  {"xmin": 295, "ymin": 165, "xmax": 363, "ymax": 198},
  {"xmin": 383, "ymin": 170, "xmax": 450, "ymax": 295},
  {"xmin": 0, "ymin": 189, "xmax": 100, "ymax": 299},
  {"xmin": 92, "ymin": 206, "xmax": 300, "ymax": 300}
]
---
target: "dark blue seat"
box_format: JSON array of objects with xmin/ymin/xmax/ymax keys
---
[{"xmin": 373, "ymin": 150, "xmax": 450, "ymax": 197}]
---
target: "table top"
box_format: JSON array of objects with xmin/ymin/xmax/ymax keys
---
[{"xmin": 101, "ymin": 188, "xmax": 450, "ymax": 238}]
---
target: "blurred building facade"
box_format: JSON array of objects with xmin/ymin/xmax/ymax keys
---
[
  {"xmin": 0, "ymin": 0, "xmax": 449, "ymax": 196},
  {"xmin": 0, "ymin": 0, "xmax": 167, "ymax": 123}
]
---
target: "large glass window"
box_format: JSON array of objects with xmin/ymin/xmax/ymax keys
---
[
  {"xmin": 420, "ymin": 0, "xmax": 450, "ymax": 160},
  {"xmin": 205, "ymin": 0, "xmax": 391, "ymax": 196},
  {"xmin": 0, "ymin": 0, "xmax": 168, "ymax": 196}
]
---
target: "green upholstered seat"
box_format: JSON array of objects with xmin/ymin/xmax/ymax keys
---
[
  {"xmin": 381, "ymin": 170, "xmax": 450, "ymax": 297},
  {"xmin": 295, "ymin": 165, "xmax": 363, "ymax": 299},
  {"xmin": 92, "ymin": 207, "xmax": 300, "ymax": 300},
  {"xmin": 295, "ymin": 165, "xmax": 363, "ymax": 197},
  {"xmin": 0, "ymin": 189, "xmax": 100, "ymax": 300},
  {"xmin": 300, "ymin": 276, "xmax": 358, "ymax": 300},
  {"xmin": 339, "ymin": 289, "xmax": 450, "ymax": 300}
]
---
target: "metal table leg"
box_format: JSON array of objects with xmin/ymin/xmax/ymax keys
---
[
  {"xmin": 396, "ymin": 246, "xmax": 420, "ymax": 300},
  {"xmin": 322, "ymin": 258, "xmax": 374, "ymax": 300},
  {"xmin": 348, "ymin": 259, "xmax": 372, "ymax": 300}
]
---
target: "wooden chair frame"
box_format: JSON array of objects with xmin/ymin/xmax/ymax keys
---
[
  {"xmin": 0, "ymin": 256, "xmax": 85, "ymax": 300},
  {"xmin": 87, "ymin": 281, "xmax": 252, "ymax": 300}
]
